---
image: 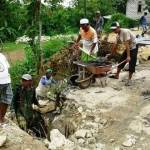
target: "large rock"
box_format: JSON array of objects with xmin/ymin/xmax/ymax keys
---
[
  {"xmin": 0, "ymin": 120, "xmax": 47, "ymax": 150},
  {"xmin": 0, "ymin": 135, "xmax": 7, "ymax": 147},
  {"xmin": 48, "ymin": 129, "xmax": 74, "ymax": 150}
]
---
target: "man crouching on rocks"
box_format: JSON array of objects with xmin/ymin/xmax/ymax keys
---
[
  {"xmin": 12, "ymin": 74, "xmax": 47, "ymax": 137},
  {"xmin": 107, "ymin": 22, "xmax": 138, "ymax": 86}
]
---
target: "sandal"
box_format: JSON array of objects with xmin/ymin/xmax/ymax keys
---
[{"xmin": 109, "ymin": 74, "xmax": 119, "ymax": 79}]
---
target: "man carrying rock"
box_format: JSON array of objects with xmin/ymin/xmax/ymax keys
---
[{"xmin": 0, "ymin": 53, "xmax": 13, "ymax": 124}]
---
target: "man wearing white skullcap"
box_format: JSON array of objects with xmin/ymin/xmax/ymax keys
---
[{"xmin": 75, "ymin": 18, "xmax": 98, "ymax": 62}]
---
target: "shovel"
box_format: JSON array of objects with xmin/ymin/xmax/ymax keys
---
[{"xmin": 79, "ymin": 47, "xmax": 96, "ymax": 59}]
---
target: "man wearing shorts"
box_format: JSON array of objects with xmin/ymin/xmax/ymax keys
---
[
  {"xmin": 0, "ymin": 53, "xmax": 13, "ymax": 123},
  {"xmin": 107, "ymin": 22, "xmax": 138, "ymax": 86},
  {"xmin": 140, "ymin": 12, "xmax": 148, "ymax": 37}
]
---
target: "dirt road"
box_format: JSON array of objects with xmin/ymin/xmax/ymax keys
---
[{"xmin": 65, "ymin": 61, "xmax": 150, "ymax": 149}]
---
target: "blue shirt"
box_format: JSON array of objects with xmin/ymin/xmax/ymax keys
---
[
  {"xmin": 140, "ymin": 16, "xmax": 147, "ymax": 25},
  {"xmin": 40, "ymin": 76, "xmax": 56, "ymax": 86}
]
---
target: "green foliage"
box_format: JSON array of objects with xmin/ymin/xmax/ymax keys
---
[
  {"xmin": 0, "ymin": 0, "xmax": 27, "ymax": 41},
  {"xmin": 9, "ymin": 35, "xmax": 71, "ymax": 86},
  {"xmin": 41, "ymin": 7, "xmax": 80, "ymax": 35},
  {"xmin": 0, "ymin": 0, "xmax": 137, "ymax": 42},
  {"xmin": 3, "ymin": 42, "xmax": 26, "ymax": 52},
  {"xmin": 10, "ymin": 61, "xmax": 28, "ymax": 87},
  {"xmin": 42, "ymin": 35, "xmax": 73, "ymax": 58},
  {"xmin": 104, "ymin": 13, "xmax": 139, "ymax": 33},
  {"xmin": 145, "ymin": 0, "xmax": 150, "ymax": 12},
  {"xmin": 10, "ymin": 46, "xmax": 36, "ymax": 87},
  {"xmin": 112, "ymin": 0, "xmax": 128, "ymax": 14}
]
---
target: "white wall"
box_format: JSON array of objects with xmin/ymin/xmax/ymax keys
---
[{"xmin": 126, "ymin": 0, "xmax": 150, "ymax": 23}]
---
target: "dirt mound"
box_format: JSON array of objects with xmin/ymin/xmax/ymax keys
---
[{"xmin": 45, "ymin": 44, "xmax": 80, "ymax": 78}]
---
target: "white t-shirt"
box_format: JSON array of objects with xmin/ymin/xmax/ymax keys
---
[
  {"xmin": 117, "ymin": 28, "xmax": 136, "ymax": 49},
  {"xmin": 0, "ymin": 53, "xmax": 11, "ymax": 84}
]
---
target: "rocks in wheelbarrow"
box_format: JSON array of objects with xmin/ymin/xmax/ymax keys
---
[{"xmin": 88, "ymin": 57, "xmax": 111, "ymax": 66}]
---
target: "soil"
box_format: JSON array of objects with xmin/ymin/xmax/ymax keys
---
[{"xmin": 4, "ymin": 50, "xmax": 25, "ymax": 63}]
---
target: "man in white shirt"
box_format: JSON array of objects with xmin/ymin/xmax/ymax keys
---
[
  {"xmin": 107, "ymin": 22, "xmax": 138, "ymax": 86},
  {"xmin": 0, "ymin": 53, "xmax": 13, "ymax": 123}
]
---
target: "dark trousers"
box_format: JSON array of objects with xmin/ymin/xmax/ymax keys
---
[{"xmin": 118, "ymin": 47, "xmax": 138, "ymax": 73}]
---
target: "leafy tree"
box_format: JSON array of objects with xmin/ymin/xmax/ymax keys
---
[
  {"xmin": 26, "ymin": 0, "xmax": 42, "ymax": 74},
  {"xmin": 145, "ymin": 0, "xmax": 150, "ymax": 12},
  {"xmin": 0, "ymin": 0, "xmax": 26, "ymax": 41},
  {"xmin": 112, "ymin": 0, "xmax": 128, "ymax": 14}
]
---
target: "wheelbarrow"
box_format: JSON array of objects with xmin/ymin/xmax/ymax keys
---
[{"xmin": 71, "ymin": 59, "xmax": 126, "ymax": 89}]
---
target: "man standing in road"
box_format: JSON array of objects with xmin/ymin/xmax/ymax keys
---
[
  {"xmin": 140, "ymin": 12, "xmax": 148, "ymax": 37},
  {"xmin": 0, "ymin": 52, "xmax": 13, "ymax": 124},
  {"xmin": 107, "ymin": 22, "xmax": 138, "ymax": 86}
]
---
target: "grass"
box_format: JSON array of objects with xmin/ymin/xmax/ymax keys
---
[
  {"xmin": 2, "ymin": 42, "xmax": 27, "ymax": 52},
  {"xmin": 42, "ymin": 38, "xmax": 69, "ymax": 58}
]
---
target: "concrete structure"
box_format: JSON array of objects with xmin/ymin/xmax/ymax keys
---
[{"xmin": 126, "ymin": 0, "xmax": 150, "ymax": 23}]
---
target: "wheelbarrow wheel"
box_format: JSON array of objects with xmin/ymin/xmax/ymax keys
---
[
  {"xmin": 78, "ymin": 78, "xmax": 91, "ymax": 89},
  {"xmin": 76, "ymin": 74, "xmax": 93, "ymax": 89}
]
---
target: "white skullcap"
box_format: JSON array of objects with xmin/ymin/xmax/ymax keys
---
[
  {"xmin": 22, "ymin": 74, "xmax": 32, "ymax": 80},
  {"xmin": 80, "ymin": 18, "xmax": 89, "ymax": 24}
]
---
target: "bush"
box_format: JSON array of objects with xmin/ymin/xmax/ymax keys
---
[
  {"xmin": 104, "ymin": 13, "xmax": 139, "ymax": 33},
  {"xmin": 42, "ymin": 34, "xmax": 74, "ymax": 58},
  {"xmin": 10, "ymin": 34, "xmax": 74, "ymax": 87},
  {"xmin": 10, "ymin": 46, "xmax": 36, "ymax": 87},
  {"xmin": 41, "ymin": 7, "xmax": 81, "ymax": 36}
]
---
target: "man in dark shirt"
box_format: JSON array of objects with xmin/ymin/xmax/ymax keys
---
[
  {"xmin": 140, "ymin": 12, "xmax": 148, "ymax": 37},
  {"xmin": 93, "ymin": 11, "xmax": 104, "ymax": 38},
  {"xmin": 12, "ymin": 74, "xmax": 46, "ymax": 137}
]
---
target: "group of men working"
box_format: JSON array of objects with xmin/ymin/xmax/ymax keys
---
[
  {"xmin": 0, "ymin": 11, "xmax": 148, "ymax": 137},
  {"xmin": 75, "ymin": 12, "xmax": 140, "ymax": 86}
]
